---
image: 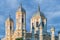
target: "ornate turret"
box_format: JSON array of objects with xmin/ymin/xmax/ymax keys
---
[{"xmin": 50, "ymin": 26, "xmax": 55, "ymax": 40}]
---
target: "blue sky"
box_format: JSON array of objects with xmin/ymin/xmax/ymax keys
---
[{"xmin": 0, "ymin": 0, "xmax": 60, "ymax": 38}]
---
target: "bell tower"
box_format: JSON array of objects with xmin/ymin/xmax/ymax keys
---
[
  {"xmin": 5, "ymin": 15, "xmax": 14, "ymax": 40},
  {"xmin": 16, "ymin": 3, "xmax": 26, "ymax": 40}
]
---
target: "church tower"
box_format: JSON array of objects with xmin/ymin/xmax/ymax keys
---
[
  {"xmin": 16, "ymin": 3, "xmax": 26, "ymax": 40},
  {"xmin": 5, "ymin": 15, "xmax": 14, "ymax": 40},
  {"xmin": 30, "ymin": 5, "xmax": 47, "ymax": 34}
]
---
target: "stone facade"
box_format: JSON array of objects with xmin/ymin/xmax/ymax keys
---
[{"xmin": 1, "ymin": 4, "xmax": 59, "ymax": 40}]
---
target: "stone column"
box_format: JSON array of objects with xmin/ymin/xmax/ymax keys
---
[
  {"xmin": 39, "ymin": 25, "xmax": 43, "ymax": 40},
  {"xmin": 31, "ymin": 27, "xmax": 35, "ymax": 40},
  {"xmin": 43, "ymin": 18, "xmax": 47, "ymax": 33},
  {"xmin": 51, "ymin": 27, "xmax": 55, "ymax": 40},
  {"xmin": 58, "ymin": 31, "xmax": 60, "ymax": 40}
]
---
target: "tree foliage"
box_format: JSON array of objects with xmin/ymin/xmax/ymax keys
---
[{"xmin": 16, "ymin": 38, "xmax": 23, "ymax": 40}]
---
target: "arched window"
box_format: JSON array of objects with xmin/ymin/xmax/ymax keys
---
[
  {"xmin": 42, "ymin": 21, "xmax": 44, "ymax": 27},
  {"xmin": 22, "ymin": 14, "xmax": 24, "ymax": 23},
  {"xmin": 22, "ymin": 17, "xmax": 24, "ymax": 23},
  {"xmin": 36, "ymin": 22, "xmax": 39, "ymax": 27},
  {"xmin": 10, "ymin": 22, "xmax": 12, "ymax": 31},
  {"xmin": 10, "ymin": 26, "xmax": 12, "ymax": 30},
  {"xmin": 32, "ymin": 23, "xmax": 34, "ymax": 27}
]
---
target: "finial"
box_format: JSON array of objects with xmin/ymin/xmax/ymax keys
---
[{"xmin": 51, "ymin": 26, "xmax": 55, "ymax": 32}]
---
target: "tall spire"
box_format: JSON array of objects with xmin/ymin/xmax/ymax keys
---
[
  {"xmin": 18, "ymin": 0, "xmax": 22, "ymax": 6},
  {"xmin": 32, "ymin": 4, "xmax": 41, "ymax": 17},
  {"xmin": 17, "ymin": 0, "xmax": 22, "ymax": 11},
  {"xmin": 37, "ymin": 3, "xmax": 41, "ymax": 16},
  {"xmin": 38, "ymin": 4, "xmax": 40, "ymax": 12},
  {"xmin": 20, "ymin": 2, "xmax": 22, "ymax": 8}
]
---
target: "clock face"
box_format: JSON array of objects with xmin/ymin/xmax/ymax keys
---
[{"xmin": 36, "ymin": 21, "xmax": 39, "ymax": 27}]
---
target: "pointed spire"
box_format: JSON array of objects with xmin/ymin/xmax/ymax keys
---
[
  {"xmin": 38, "ymin": 4, "xmax": 40, "ymax": 12},
  {"xmin": 18, "ymin": 0, "xmax": 22, "ymax": 7},
  {"xmin": 18, "ymin": 2, "xmax": 22, "ymax": 9},
  {"xmin": 20, "ymin": 2, "xmax": 22, "ymax": 8},
  {"xmin": 18, "ymin": 2, "xmax": 24, "ymax": 12},
  {"xmin": 9, "ymin": 13, "xmax": 11, "ymax": 21},
  {"xmin": 37, "ymin": 3, "xmax": 41, "ymax": 16},
  {"xmin": 9, "ymin": 13, "xmax": 11, "ymax": 18},
  {"xmin": 8, "ymin": 13, "xmax": 13, "ymax": 21}
]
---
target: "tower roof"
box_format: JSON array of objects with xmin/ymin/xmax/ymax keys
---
[
  {"xmin": 17, "ymin": 3, "xmax": 26, "ymax": 13},
  {"xmin": 9, "ymin": 14, "xmax": 13, "ymax": 22},
  {"xmin": 32, "ymin": 5, "xmax": 45, "ymax": 18},
  {"xmin": 6, "ymin": 14, "xmax": 13, "ymax": 22}
]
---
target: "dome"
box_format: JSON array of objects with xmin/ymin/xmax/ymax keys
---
[
  {"xmin": 33, "ymin": 11, "xmax": 45, "ymax": 17},
  {"xmin": 32, "ymin": 5, "xmax": 45, "ymax": 18}
]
